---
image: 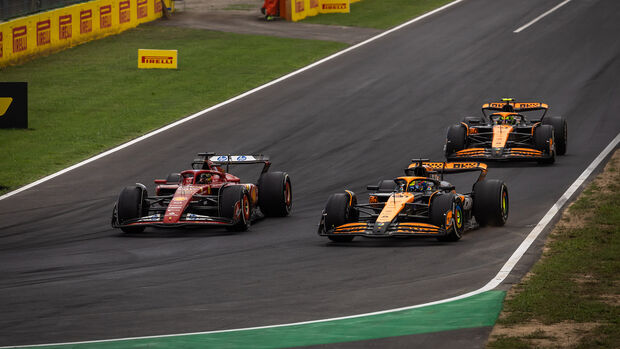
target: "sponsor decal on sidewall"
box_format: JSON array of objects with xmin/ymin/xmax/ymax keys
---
[
  {"xmin": 100, "ymin": 5, "xmax": 112, "ymax": 29},
  {"xmin": 12, "ymin": 26, "xmax": 27, "ymax": 53},
  {"xmin": 119, "ymin": 0, "xmax": 131, "ymax": 24},
  {"xmin": 80, "ymin": 10, "xmax": 93, "ymax": 34},
  {"xmin": 319, "ymin": 0, "xmax": 350, "ymax": 13},
  {"xmin": 59, "ymin": 15, "xmax": 72, "ymax": 40},
  {"xmin": 37, "ymin": 20, "xmax": 51, "ymax": 46},
  {"xmin": 137, "ymin": 0, "xmax": 148, "ymax": 19}
]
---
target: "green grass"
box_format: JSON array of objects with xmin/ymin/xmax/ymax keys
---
[
  {"xmin": 487, "ymin": 153, "xmax": 620, "ymax": 348},
  {"xmin": 0, "ymin": 25, "xmax": 346, "ymax": 194},
  {"xmin": 301, "ymin": 0, "xmax": 454, "ymax": 29}
]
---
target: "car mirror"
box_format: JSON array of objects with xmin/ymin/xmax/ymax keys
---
[
  {"xmin": 366, "ymin": 185, "xmax": 379, "ymax": 191},
  {"xmin": 154, "ymin": 179, "xmax": 167, "ymax": 184},
  {"xmin": 439, "ymin": 181, "xmax": 455, "ymax": 191}
]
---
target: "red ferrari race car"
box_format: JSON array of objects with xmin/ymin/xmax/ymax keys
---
[
  {"xmin": 444, "ymin": 98, "xmax": 567, "ymax": 164},
  {"xmin": 111, "ymin": 153, "xmax": 292, "ymax": 233}
]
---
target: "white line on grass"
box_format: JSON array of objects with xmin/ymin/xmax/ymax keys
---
[
  {"xmin": 4, "ymin": 133, "xmax": 618, "ymax": 349},
  {"xmin": 0, "ymin": 0, "xmax": 467, "ymax": 202},
  {"xmin": 514, "ymin": 0, "xmax": 572, "ymax": 33}
]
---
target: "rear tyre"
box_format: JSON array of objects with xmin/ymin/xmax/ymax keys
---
[
  {"xmin": 534, "ymin": 125, "xmax": 555, "ymax": 164},
  {"xmin": 258, "ymin": 172, "xmax": 292, "ymax": 217},
  {"xmin": 220, "ymin": 185, "xmax": 251, "ymax": 232},
  {"xmin": 431, "ymin": 194, "xmax": 463, "ymax": 242},
  {"xmin": 473, "ymin": 179, "xmax": 508, "ymax": 227},
  {"xmin": 445, "ymin": 124, "xmax": 467, "ymax": 159},
  {"xmin": 543, "ymin": 116, "xmax": 567, "ymax": 155},
  {"xmin": 324, "ymin": 192, "xmax": 357, "ymax": 242},
  {"xmin": 117, "ymin": 185, "xmax": 148, "ymax": 233}
]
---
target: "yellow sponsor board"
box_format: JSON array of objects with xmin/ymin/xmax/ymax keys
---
[
  {"xmin": 138, "ymin": 49, "xmax": 178, "ymax": 69},
  {"xmin": 0, "ymin": 0, "xmax": 172, "ymax": 67},
  {"xmin": 319, "ymin": 0, "xmax": 350, "ymax": 13}
]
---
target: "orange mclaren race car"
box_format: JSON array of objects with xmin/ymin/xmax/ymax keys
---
[
  {"xmin": 317, "ymin": 160, "xmax": 508, "ymax": 242},
  {"xmin": 111, "ymin": 153, "xmax": 292, "ymax": 233},
  {"xmin": 444, "ymin": 98, "xmax": 567, "ymax": 164}
]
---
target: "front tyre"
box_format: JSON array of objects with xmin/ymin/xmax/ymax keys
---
[
  {"xmin": 258, "ymin": 172, "xmax": 292, "ymax": 217},
  {"xmin": 324, "ymin": 192, "xmax": 357, "ymax": 242},
  {"xmin": 473, "ymin": 179, "xmax": 508, "ymax": 227},
  {"xmin": 431, "ymin": 194, "xmax": 464, "ymax": 242},
  {"xmin": 220, "ymin": 185, "xmax": 251, "ymax": 232},
  {"xmin": 117, "ymin": 185, "xmax": 148, "ymax": 233}
]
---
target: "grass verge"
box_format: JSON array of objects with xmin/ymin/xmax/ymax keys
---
[
  {"xmin": 487, "ymin": 150, "xmax": 620, "ymax": 348},
  {"xmin": 301, "ymin": 0, "xmax": 454, "ymax": 29},
  {"xmin": 0, "ymin": 25, "xmax": 346, "ymax": 195}
]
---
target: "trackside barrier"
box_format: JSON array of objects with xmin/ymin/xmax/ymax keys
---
[
  {"xmin": 285, "ymin": 0, "xmax": 360, "ymax": 22},
  {"xmin": 0, "ymin": 0, "xmax": 174, "ymax": 68}
]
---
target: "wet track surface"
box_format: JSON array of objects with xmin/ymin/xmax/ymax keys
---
[{"xmin": 1, "ymin": 0, "xmax": 619, "ymax": 347}]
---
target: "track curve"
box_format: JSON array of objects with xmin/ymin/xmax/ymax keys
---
[{"xmin": 1, "ymin": 0, "xmax": 619, "ymax": 346}]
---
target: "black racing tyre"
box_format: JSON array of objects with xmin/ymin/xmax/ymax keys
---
[
  {"xmin": 543, "ymin": 116, "xmax": 567, "ymax": 155},
  {"xmin": 431, "ymin": 193, "xmax": 463, "ymax": 242},
  {"xmin": 473, "ymin": 179, "xmax": 508, "ymax": 227},
  {"xmin": 220, "ymin": 185, "xmax": 251, "ymax": 232},
  {"xmin": 324, "ymin": 192, "xmax": 357, "ymax": 242},
  {"xmin": 117, "ymin": 185, "xmax": 148, "ymax": 233},
  {"xmin": 445, "ymin": 124, "xmax": 467, "ymax": 158},
  {"xmin": 165, "ymin": 173, "xmax": 181, "ymax": 184},
  {"xmin": 534, "ymin": 125, "xmax": 555, "ymax": 164},
  {"xmin": 377, "ymin": 179, "xmax": 397, "ymax": 193},
  {"xmin": 258, "ymin": 171, "xmax": 292, "ymax": 217}
]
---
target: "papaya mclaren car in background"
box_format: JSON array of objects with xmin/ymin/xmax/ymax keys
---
[
  {"xmin": 111, "ymin": 153, "xmax": 292, "ymax": 233},
  {"xmin": 445, "ymin": 98, "xmax": 567, "ymax": 164},
  {"xmin": 318, "ymin": 160, "xmax": 508, "ymax": 243}
]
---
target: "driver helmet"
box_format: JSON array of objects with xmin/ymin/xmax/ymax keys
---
[
  {"xmin": 409, "ymin": 180, "xmax": 428, "ymax": 192},
  {"xmin": 198, "ymin": 173, "xmax": 212, "ymax": 184},
  {"xmin": 498, "ymin": 114, "xmax": 515, "ymax": 125}
]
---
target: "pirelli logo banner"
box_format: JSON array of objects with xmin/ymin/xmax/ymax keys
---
[
  {"xmin": 319, "ymin": 0, "xmax": 350, "ymax": 13},
  {"xmin": 138, "ymin": 49, "xmax": 178, "ymax": 69}
]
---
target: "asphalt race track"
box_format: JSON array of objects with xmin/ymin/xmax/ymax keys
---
[{"xmin": 1, "ymin": 0, "xmax": 619, "ymax": 347}]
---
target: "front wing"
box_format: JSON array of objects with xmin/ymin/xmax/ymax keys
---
[
  {"xmin": 319, "ymin": 222, "xmax": 447, "ymax": 238},
  {"xmin": 448, "ymin": 147, "xmax": 551, "ymax": 161},
  {"xmin": 112, "ymin": 212, "xmax": 235, "ymax": 229}
]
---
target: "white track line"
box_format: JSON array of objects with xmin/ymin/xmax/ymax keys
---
[
  {"xmin": 0, "ymin": 0, "xmax": 466, "ymax": 202},
  {"xmin": 5, "ymin": 134, "xmax": 619, "ymax": 349},
  {"xmin": 514, "ymin": 0, "xmax": 572, "ymax": 33}
]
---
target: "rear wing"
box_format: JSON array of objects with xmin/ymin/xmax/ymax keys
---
[
  {"xmin": 405, "ymin": 160, "xmax": 488, "ymax": 181},
  {"xmin": 192, "ymin": 152, "xmax": 271, "ymax": 173},
  {"xmin": 481, "ymin": 99, "xmax": 549, "ymax": 121},
  {"xmin": 482, "ymin": 102, "xmax": 548, "ymax": 112}
]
